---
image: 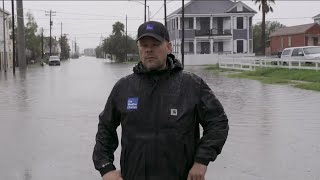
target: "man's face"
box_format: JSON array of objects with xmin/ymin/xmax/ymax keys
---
[{"xmin": 138, "ymin": 36, "xmax": 172, "ymax": 71}]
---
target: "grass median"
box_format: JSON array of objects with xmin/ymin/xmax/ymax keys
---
[{"xmin": 205, "ymin": 65, "xmax": 320, "ymax": 92}]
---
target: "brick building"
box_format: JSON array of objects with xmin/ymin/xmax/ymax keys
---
[{"xmin": 269, "ymin": 23, "xmax": 320, "ymax": 55}]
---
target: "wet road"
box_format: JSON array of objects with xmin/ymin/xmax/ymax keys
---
[{"xmin": 1, "ymin": 56, "xmax": 320, "ymax": 180}]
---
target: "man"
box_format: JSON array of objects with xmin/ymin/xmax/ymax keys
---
[{"xmin": 93, "ymin": 21, "xmax": 229, "ymax": 180}]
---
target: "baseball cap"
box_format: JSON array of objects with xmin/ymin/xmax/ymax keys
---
[{"xmin": 136, "ymin": 21, "xmax": 170, "ymax": 42}]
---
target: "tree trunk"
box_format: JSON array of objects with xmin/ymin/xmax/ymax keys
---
[{"xmin": 261, "ymin": 2, "xmax": 266, "ymax": 56}]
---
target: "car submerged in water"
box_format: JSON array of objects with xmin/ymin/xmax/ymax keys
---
[{"xmin": 48, "ymin": 56, "xmax": 61, "ymax": 66}]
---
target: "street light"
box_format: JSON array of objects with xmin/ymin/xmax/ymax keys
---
[{"xmin": 128, "ymin": 0, "xmax": 150, "ymax": 22}]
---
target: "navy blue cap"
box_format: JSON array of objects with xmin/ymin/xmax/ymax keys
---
[{"xmin": 137, "ymin": 21, "xmax": 170, "ymax": 42}]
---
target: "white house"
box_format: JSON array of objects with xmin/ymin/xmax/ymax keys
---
[
  {"xmin": 313, "ymin": 13, "xmax": 320, "ymax": 24},
  {"xmin": 0, "ymin": 8, "xmax": 12, "ymax": 71},
  {"xmin": 167, "ymin": 0, "xmax": 256, "ymax": 65}
]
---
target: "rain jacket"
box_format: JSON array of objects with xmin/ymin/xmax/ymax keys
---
[{"xmin": 93, "ymin": 54, "xmax": 229, "ymax": 180}]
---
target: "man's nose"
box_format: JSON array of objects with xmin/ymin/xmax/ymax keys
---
[{"xmin": 145, "ymin": 46, "xmax": 153, "ymax": 53}]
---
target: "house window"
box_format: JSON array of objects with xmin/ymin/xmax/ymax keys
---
[
  {"xmin": 237, "ymin": 5, "xmax": 243, "ymax": 12},
  {"xmin": 218, "ymin": 42, "xmax": 224, "ymax": 52},
  {"xmin": 200, "ymin": 42, "xmax": 210, "ymax": 54},
  {"xmin": 237, "ymin": 17, "xmax": 243, "ymax": 29},
  {"xmin": 288, "ymin": 37, "xmax": 292, "ymax": 47},
  {"xmin": 189, "ymin": 42, "xmax": 194, "ymax": 53},
  {"xmin": 237, "ymin": 40, "xmax": 244, "ymax": 53}
]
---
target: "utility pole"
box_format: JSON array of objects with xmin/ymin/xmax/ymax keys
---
[
  {"xmin": 41, "ymin": 28, "xmax": 44, "ymax": 61},
  {"xmin": 144, "ymin": 0, "xmax": 147, "ymax": 22},
  {"xmin": 11, "ymin": 0, "xmax": 15, "ymax": 74},
  {"xmin": 125, "ymin": 14, "xmax": 127, "ymax": 62},
  {"xmin": 45, "ymin": 10, "xmax": 56, "ymax": 56},
  {"xmin": 49, "ymin": 10, "xmax": 52, "ymax": 56},
  {"xmin": 60, "ymin": 22, "xmax": 62, "ymax": 58},
  {"xmin": 3, "ymin": 0, "xmax": 7, "ymax": 72},
  {"xmin": 164, "ymin": 0, "xmax": 167, "ymax": 27},
  {"xmin": 181, "ymin": 0, "xmax": 185, "ymax": 66},
  {"xmin": 16, "ymin": 0, "xmax": 26, "ymax": 69}
]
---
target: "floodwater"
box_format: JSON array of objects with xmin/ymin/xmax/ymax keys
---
[{"xmin": 0, "ymin": 56, "xmax": 319, "ymax": 180}]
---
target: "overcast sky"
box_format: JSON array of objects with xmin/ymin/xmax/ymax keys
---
[{"xmin": 3, "ymin": 0, "xmax": 320, "ymax": 51}]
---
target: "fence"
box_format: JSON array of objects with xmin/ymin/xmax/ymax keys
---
[{"xmin": 218, "ymin": 57, "xmax": 320, "ymax": 71}]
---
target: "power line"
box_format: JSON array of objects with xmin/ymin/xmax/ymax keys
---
[
  {"xmin": 150, "ymin": 4, "xmax": 164, "ymax": 20},
  {"xmin": 24, "ymin": 8, "xmax": 141, "ymax": 19}
]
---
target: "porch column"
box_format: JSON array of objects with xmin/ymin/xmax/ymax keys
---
[
  {"xmin": 247, "ymin": 16, "xmax": 250, "ymax": 53},
  {"xmin": 194, "ymin": 17, "xmax": 197, "ymax": 30},
  {"xmin": 194, "ymin": 39, "xmax": 197, "ymax": 55},
  {"xmin": 210, "ymin": 39, "xmax": 214, "ymax": 54},
  {"xmin": 231, "ymin": 16, "xmax": 234, "ymax": 54},
  {"xmin": 178, "ymin": 17, "xmax": 181, "ymax": 30},
  {"xmin": 210, "ymin": 16, "xmax": 213, "ymax": 29}
]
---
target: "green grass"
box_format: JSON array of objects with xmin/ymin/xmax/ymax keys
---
[{"xmin": 206, "ymin": 66, "xmax": 320, "ymax": 92}]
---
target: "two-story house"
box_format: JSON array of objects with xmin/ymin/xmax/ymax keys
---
[
  {"xmin": 167, "ymin": 0, "xmax": 256, "ymax": 64},
  {"xmin": 0, "ymin": 8, "xmax": 12, "ymax": 71}
]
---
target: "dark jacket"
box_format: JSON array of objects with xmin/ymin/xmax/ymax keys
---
[{"xmin": 93, "ymin": 54, "xmax": 229, "ymax": 180}]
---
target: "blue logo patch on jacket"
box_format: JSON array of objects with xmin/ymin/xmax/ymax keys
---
[{"xmin": 127, "ymin": 98, "xmax": 138, "ymax": 110}]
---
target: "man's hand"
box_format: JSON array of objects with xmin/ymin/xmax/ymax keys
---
[
  {"xmin": 187, "ymin": 162, "xmax": 207, "ymax": 180},
  {"xmin": 102, "ymin": 170, "xmax": 123, "ymax": 180}
]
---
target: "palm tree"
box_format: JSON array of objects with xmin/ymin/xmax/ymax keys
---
[{"xmin": 253, "ymin": 0, "xmax": 275, "ymax": 56}]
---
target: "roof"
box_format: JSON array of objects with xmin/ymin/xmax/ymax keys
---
[
  {"xmin": 313, "ymin": 13, "xmax": 320, "ymax": 19},
  {"xmin": 270, "ymin": 23, "xmax": 318, "ymax": 37},
  {"xmin": 168, "ymin": 0, "xmax": 255, "ymax": 17}
]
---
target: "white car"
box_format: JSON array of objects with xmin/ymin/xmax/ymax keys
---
[
  {"xmin": 48, "ymin": 56, "xmax": 61, "ymax": 66},
  {"xmin": 280, "ymin": 46, "xmax": 320, "ymax": 64}
]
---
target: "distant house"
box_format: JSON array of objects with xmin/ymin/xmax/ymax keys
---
[
  {"xmin": 269, "ymin": 23, "xmax": 320, "ymax": 55},
  {"xmin": 83, "ymin": 48, "xmax": 95, "ymax": 56},
  {"xmin": 167, "ymin": 0, "xmax": 256, "ymax": 65},
  {"xmin": 0, "ymin": 8, "xmax": 12, "ymax": 70},
  {"xmin": 313, "ymin": 14, "xmax": 320, "ymax": 24}
]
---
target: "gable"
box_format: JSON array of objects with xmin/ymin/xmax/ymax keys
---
[
  {"xmin": 225, "ymin": 1, "xmax": 257, "ymax": 13},
  {"xmin": 168, "ymin": 0, "xmax": 236, "ymax": 17}
]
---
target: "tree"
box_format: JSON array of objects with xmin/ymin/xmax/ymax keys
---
[
  {"xmin": 253, "ymin": 0, "xmax": 275, "ymax": 56},
  {"xmin": 253, "ymin": 21, "xmax": 285, "ymax": 54},
  {"xmin": 25, "ymin": 12, "xmax": 41, "ymax": 62},
  {"xmin": 95, "ymin": 45, "xmax": 104, "ymax": 58},
  {"xmin": 102, "ymin": 21, "xmax": 138, "ymax": 62},
  {"xmin": 59, "ymin": 35, "xmax": 70, "ymax": 60}
]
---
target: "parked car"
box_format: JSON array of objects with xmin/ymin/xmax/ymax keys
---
[
  {"xmin": 48, "ymin": 56, "xmax": 61, "ymax": 66},
  {"xmin": 280, "ymin": 46, "xmax": 320, "ymax": 65}
]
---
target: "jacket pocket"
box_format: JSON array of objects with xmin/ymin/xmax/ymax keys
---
[{"xmin": 122, "ymin": 142, "xmax": 147, "ymax": 180}]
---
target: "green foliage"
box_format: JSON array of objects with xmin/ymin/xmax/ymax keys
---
[
  {"xmin": 95, "ymin": 46, "xmax": 104, "ymax": 58},
  {"xmin": 102, "ymin": 21, "xmax": 138, "ymax": 62},
  {"xmin": 227, "ymin": 67, "xmax": 320, "ymax": 91},
  {"xmin": 252, "ymin": 0, "xmax": 276, "ymax": 55},
  {"xmin": 253, "ymin": 21, "xmax": 285, "ymax": 54},
  {"xmin": 253, "ymin": 0, "xmax": 275, "ymax": 14},
  {"xmin": 59, "ymin": 35, "xmax": 70, "ymax": 60},
  {"xmin": 25, "ymin": 12, "xmax": 41, "ymax": 61},
  {"xmin": 294, "ymin": 83, "xmax": 320, "ymax": 91}
]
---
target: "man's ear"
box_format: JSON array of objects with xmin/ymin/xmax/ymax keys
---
[{"xmin": 166, "ymin": 42, "xmax": 173, "ymax": 54}]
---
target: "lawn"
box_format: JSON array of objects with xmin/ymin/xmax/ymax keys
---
[{"xmin": 205, "ymin": 65, "xmax": 320, "ymax": 91}]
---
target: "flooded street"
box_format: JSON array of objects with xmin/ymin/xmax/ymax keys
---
[{"xmin": 1, "ymin": 56, "xmax": 320, "ymax": 180}]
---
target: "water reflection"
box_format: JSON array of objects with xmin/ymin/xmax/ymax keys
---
[{"xmin": 0, "ymin": 57, "xmax": 320, "ymax": 180}]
